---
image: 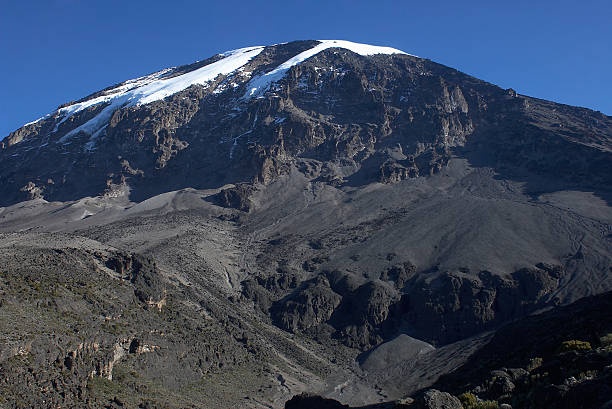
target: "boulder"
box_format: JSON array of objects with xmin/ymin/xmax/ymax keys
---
[{"xmin": 414, "ymin": 389, "xmax": 463, "ymax": 409}]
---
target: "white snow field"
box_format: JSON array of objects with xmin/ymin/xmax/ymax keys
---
[{"xmin": 56, "ymin": 46, "xmax": 265, "ymax": 144}]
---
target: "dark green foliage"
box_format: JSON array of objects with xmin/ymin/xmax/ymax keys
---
[
  {"xmin": 558, "ymin": 340, "xmax": 592, "ymax": 353},
  {"xmin": 459, "ymin": 392, "xmax": 499, "ymax": 409}
]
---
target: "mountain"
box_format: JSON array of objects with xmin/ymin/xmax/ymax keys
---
[
  {"xmin": 0, "ymin": 40, "xmax": 611, "ymax": 408},
  {"xmin": 3, "ymin": 40, "xmax": 611, "ymax": 206}
]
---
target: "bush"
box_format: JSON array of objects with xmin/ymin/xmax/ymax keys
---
[
  {"xmin": 558, "ymin": 340, "xmax": 592, "ymax": 353},
  {"xmin": 459, "ymin": 392, "xmax": 477, "ymax": 408},
  {"xmin": 600, "ymin": 333, "xmax": 612, "ymax": 347},
  {"xmin": 475, "ymin": 402, "xmax": 499, "ymax": 409},
  {"xmin": 526, "ymin": 357, "xmax": 543, "ymax": 372},
  {"xmin": 458, "ymin": 392, "xmax": 499, "ymax": 409}
]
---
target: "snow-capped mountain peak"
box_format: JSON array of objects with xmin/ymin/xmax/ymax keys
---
[{"xmin": 16, "ymin": 40, "xmax": 409, "ymax": 149}]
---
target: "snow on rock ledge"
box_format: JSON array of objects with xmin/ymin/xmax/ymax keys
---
[
  {"xmin": 15, "ymin": 40, "xmax": 410, "ymax": 149},
  {"xmin": 56, "ymin": 46, "xmax": 264, "ymax": 144},
  {"xmin": 244, "ymin": 40, "xmax": 409, "ymax": 99}
]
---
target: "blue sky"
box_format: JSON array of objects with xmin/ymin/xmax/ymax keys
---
[{"xmin": 1, "ymin": 0, "xmax": 611, "ymax": 137}]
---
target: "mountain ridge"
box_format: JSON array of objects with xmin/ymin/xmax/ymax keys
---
[{"xmin": 2, "ymin": 40, "xmax": 611, "ymax": 207}]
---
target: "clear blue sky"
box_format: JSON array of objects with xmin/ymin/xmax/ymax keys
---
[{"xmin": 2, "ymin": 0, "xmax": 611, "ymax": 138}]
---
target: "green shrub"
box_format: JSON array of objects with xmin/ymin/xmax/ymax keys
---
[
  {"xmin": 459, "ymin": 392, "xmax": 477, "ymax": 408},
  {"xmin": 459, "ymin": 392, "xmax": 499, "ymax": 409},
  {"xmin": 558, "ymin": 340, "xmax": 592, "ymax": 353},
  {"xmin": 527, "ymin": 357, "xmax": 543, "ymax": 372},
  {"xmin": 474, "ymin": 401, "xmax": 499, "ymax": 409}
]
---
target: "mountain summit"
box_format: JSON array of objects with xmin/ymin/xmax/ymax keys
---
[{"xmin": 3, "ymin": 39, "xmax": 610, "ymax": 207}]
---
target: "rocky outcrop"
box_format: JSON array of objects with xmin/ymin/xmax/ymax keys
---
[
  {"xmin": 253, "ymin": 262, "xmax": 566, "ymax": 350},
  {"xmin": 19, "ymin": 181, "xmax": 44, "ymax": 200},
  {"xmin": 379, "ymin": 262, "xmax": 417, "ymax": 290},
  {"xmin": 413, "ymin": 389, "xmax": 464, "ymax": 409},
  {"xmin": 103, "ymin": 252, "xmax": 166, "ymax": 307},
  {"xmin": 331, "ymin": 280, "xmax": 396, "ymax": 349},
  {"xmin": 212, "ymin": 183, "xmax": 257, "ymax": 211},
  {"xmin": 399, "ymin": 265, "xmax": 564, "ymax": 344},
  {"xmin": 273, "ymin": 275, "xmax": 342, "ymax": 332},
  {"xmin": 268, "ymin": 273, "xmax": 398, "ymax": 349}
]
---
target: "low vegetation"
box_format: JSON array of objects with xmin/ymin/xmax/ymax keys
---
[
  {"xmin": 458, "ymin": 392, "xmax": 499, "ymax": 409},
  {"xmin": 557, "ymin": 340, "xmax": 592, "ymax": 353}
]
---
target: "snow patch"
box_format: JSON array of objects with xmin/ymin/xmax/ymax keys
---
[
  {"xmin": 23, "ymin": 113, "xmax": 52, "ymax": 127},
  {"xmin": 244, "ymin": 40, "xmax": 408, "ymax": 99},
  {"xmin": 54, "ymin": 46, "xmax": 264, "ymax": 144},
  {"xmin": 84, "ymin": 125, "xmax": 108, "ymax": 151},
  {"xmin": 227, "ymin": 130, "xmax": 252, "ymax": 159}
]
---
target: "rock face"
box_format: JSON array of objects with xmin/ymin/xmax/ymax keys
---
[
  {"xmin": 397, "ymin": 265, "xmax": 564, "ymax": 344},
  {"xmin": 273, "ymin": 275, "xmax": 342, "ymax": 332},
  {"xmin": 104, "ymin": 252, "xmax": 166, "ymax": 306},
  {"xmin": 212, "ymin": 184, "xmax": 257, "ymax": 211},
  {"xmin": 1, "ymin": 41, "xmax": 610, "ymax": 207},
  {"xmin": 244, "ymin": 264, "xmax": 567, "ymax": 348}
]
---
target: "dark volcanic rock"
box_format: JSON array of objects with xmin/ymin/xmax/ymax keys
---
[
  {"xmin": 212, "ymin": 183, "xmax": 256, "ymax": 211},
  {"xmin": 398, "ymin": 266, "xmax": 564, "ymax": 344},
  {"xmin": 413, "ymin": 389, "xmax": 463, "ymax": 409},
  {"xmin": 260, "ymin": 263, "xmax": 567, "ymax": 349},
  {"xmin": 380, "ymin": 262, "xmax": 417, "ymax": 290},
  {"xmin": 1, "ymin": 41, "xmax": 610, "ymax": 207},
  {"xmin": 273, "ymin": 275, "xmax": 342, "ymax": 332},
  {"xmin": 104, "ymin": 252, "xmax": 165, "ymax": 306},
  {"xmin": 331, "ymin": 280, "xmax": 396, "ymax": 349}
]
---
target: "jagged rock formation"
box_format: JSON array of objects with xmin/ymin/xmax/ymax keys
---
[{"xmin": 244, "ymin": 263, "xmax": 567, "ymax": 349}]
